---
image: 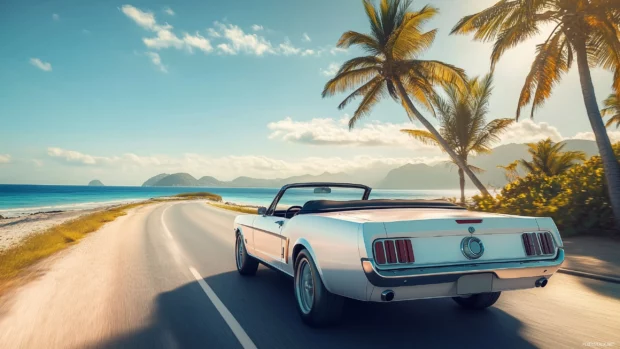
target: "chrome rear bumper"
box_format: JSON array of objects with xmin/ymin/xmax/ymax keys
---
[{"xmin": 361, "ymin": 248, "xmax": 565, "ymax": 287}]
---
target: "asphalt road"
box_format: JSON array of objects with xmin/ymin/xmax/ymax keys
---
[{"xmin": 0, "ymin": 201, "xmax": 619, "ymax": 349}]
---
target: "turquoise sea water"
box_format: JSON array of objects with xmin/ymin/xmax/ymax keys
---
[{"xmin": 0, "ymin": 184, "xmax": 476, "ymax": 217}]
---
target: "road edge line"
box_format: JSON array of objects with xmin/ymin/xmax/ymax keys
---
[
  {"xmin": 161, "ymin": 205, "xmax": 174, "ymax": 240},
  {"xmin": 189, "ymin": 267, "xmax": 258, "ymax": 349},
  {"xmin": 558, "ymin": 268, "xmax": 620, "ymax": 284}
]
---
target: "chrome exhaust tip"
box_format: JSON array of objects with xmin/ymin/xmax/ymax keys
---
[
  {"xmin": 381, "ymin": 290, "xmax": 395, "ymax": 302},
  {"xmin": 535, "ymin": 277, "xmax": 548, "ymax": 288}
]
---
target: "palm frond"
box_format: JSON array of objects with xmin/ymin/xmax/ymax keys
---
[
  {"xmin": 601, "ymin": 93, "xmax": 620, "ymax": 128},
  {"xmin": 337, "ymin": 56, "xmax": 383, "ymax": 74},
  {"xmin": 450, "ymin": 0, "xmax": 522, "ymax": 41},
  {"xmin": 348, "ymin": 79, "xmax": 386, "ymax": 129},
  {"xmin": 516, "ymin": 27, "xmax": 568, "ymax": 120},
  {"xmin": 410, "ymin": 60, "xmax": 468, "ymax": 92},
  {"xmin": 337, "ymin": 31, "xmax": 382, "ymax": 54},
  {"xmin": 337, "ymin": 76, "xmax": 384, "ymax": 110},
  {"xmin": 322, "ymin": 67, "xmax": 380, "ymax": 98},
  {"xmin": 400, "ymin": 129, "xmax": 439, "ymax": 146}
]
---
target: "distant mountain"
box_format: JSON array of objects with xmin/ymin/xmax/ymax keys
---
[
  {"xmin": 139, "ymin": 140, "xmax": 600, "ymax": 189},
  {"xmin": 197, "ymin": 176, "xmax": 225, "ymax": 187},
  {"xmin": 88, "ymin": 179, "xmax": 104, "ymax": 186},
  {"xmin": 150, "ymin": 173, "xmax": 198, "ymax": 187},
  {"xmin": 142, "ymin": 173, "xmax": 169, "ymax": 187},
  {"xmin": 376, "ymin": 139, "xmax": 599, "ymax": 189}
]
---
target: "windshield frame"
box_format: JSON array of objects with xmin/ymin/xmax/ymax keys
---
[{"xmin": 266, "ymin": 182, "xmax": 372, "ymax": 216}]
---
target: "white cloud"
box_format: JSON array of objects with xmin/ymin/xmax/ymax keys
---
[
  {"xmin": 122, "ymin": 5, "xmax": 212, "ymax": 54},
  {"xmin": 47, "ymin": 147, "xmax": 163, "ymax": 167},
  {"xmin": 279, "ymin": 38, "xmax": 301, "ymax": 56},
  {"xmin": 0, "ymin": 154, "xmax": 11, "ymax": 164},
  {"xmin": 182, "ymin": 32, "xmax": 213, "ymax": 53},
  {"xmin": 302, "ymin": 33, "xmax": 311, "ymax": 42},
  {"xmin": 320, "ymin": 62, "xmax": 339, "ymax": 76},
  {"xmin": 163, "ymin": 7, "xmax": 175, "ymax": 16},
  {"xmin": 32, "ymin": 159, "xmax": 44, "ymax": 167},
  {"xmin": 251, "ymin": 24, "xmax": 263, "ymax": 31},
  {"xmin": 211, "ymin": 22, "xmax": 274, "ymax": 56},
  {"xmin": 571, "ymin": 131, "xmax": 620, "ymax": 143},
  {"xmin": 499, "ymin": 119, "xmax": 564, "ymax": 144},
  {"xmin": 301, "ymin": 49, "xmax": 315, "ymax": 56},
  {"xmin": 330, "ymin": 47, "xmax": 347, "ymax": 55},
  {"xmin": 267, "ymin": 116, "xmax": 435, "ymax": 149},
  {"xmin": 29, "ymin": 58, "xmax": 52, "ymax": 72},
  {"xmin": 52, "ymin": 13, "xmax": 59, "ymax": 21},
  {"xmin": 145, "ymin": 52, "xmax": 167, "ymax": 73}
]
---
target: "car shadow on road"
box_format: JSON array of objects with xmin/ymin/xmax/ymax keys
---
[{"xmin": 88, "ymin": 266, "xmax": 536, "ymax": 349}]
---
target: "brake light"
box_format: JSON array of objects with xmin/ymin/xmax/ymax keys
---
[
  {"xmin": 373, "ymin": 239, "xmax": 415, "ymax": 265},
  {"xmin": 522, "ymin": 232, "xmax": 555, "ymax": 256}
]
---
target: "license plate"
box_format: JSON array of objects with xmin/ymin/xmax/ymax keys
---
[{"xmin": 457, "ymin": 273, "xmax": 493, "ymax": 295}]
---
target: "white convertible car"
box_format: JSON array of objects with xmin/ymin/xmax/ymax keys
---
[{"xmin": 233, "ymin": 183, "xmax": 565, "ymax": 326}]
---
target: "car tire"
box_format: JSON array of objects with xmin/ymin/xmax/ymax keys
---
[
  {"xmin": 452, "ymin": 292, "xmax": 501, "ymax": 310},
  {"xmin": 294, "ymin": 249, "xmax": 344, "ymax": 327},
  {"xmin": 235, "ymin": 233, "xmax": 258, "ymax": 276}
]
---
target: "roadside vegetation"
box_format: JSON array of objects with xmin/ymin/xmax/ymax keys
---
[
  {"xmin": 471, "ymin": 142, "xmax": 620, "ymax": 236},
  {"xmin": 0, "ymin": 202, "xmax": 146, "ymax": 286},
  {"xmin": 209, "ymin": 202, "xmax": 258, "ymax": 214},
  {"xmin": 170, "ymin": 192, "xmax": 222, "ymax": 201}
]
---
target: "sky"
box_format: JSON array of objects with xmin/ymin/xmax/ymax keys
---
[{"xmin": 0, "ymin": 0, "xmax": 618, "ymax": 186}]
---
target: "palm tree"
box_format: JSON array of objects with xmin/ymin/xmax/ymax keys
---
[
  {"xmin": 498, "ymin": 160, "xmax": 520, "ymax": 182},
  {"xmin": 518, "ymin": 139, "xmax": 586, "ymax": 177},
  {"xmin": 602, "ymin": 94, "xmax": 620, "ymax": 129},
  {"xmin": 451, "ymin": 1, "xmax": 620, "ymax": 225},
  {"xmin": 402, "ymin": 74, "xmax": 513, "ymax": 203},
  {"xmin": 322, "ymin": 0, "xmax": 491, "ymax": 196}
]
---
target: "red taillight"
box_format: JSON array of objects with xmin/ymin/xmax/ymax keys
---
[
  {"xmin": 385, "ymin": 240, "xmax": 397, "ymax": 263},
  {"xmin": 373, "ymin": 241, "xmax": 386, "ymax": 265},
  {"xmin": 373, "ymin": 239, "xmax": 414, "ymax": 265},
  {"xmin": 522, "ymin": 232, "xmax": 555, "ymax": 256}
]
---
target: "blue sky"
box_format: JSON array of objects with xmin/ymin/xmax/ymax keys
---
[{"xmin": 0, "ymin": 0, "xmax": 618, "ymax": 185}]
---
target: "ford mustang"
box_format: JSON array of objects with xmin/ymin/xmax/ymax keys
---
[{"xmin": 233, "ymin": 183, "xmax": 565, "ymax": 327}]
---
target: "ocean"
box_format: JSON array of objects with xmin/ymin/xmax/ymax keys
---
[{"xmin": 0, "ymin": 184, "xmax": 476, "ymax": 217}]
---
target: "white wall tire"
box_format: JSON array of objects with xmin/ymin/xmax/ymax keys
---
[
  {"xmin": 235, "ymin": 233, "xmax": 258, "ymax": 276},
  {"xmin": 294, "ymin": 249, "xmax": 343, "ymax": 327}
]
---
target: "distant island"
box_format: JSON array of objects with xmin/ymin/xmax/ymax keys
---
[
  {"xmin": 88, "ymin": 180, "xmax": 105, "ymax": 186},
  {"xmin": 141, "ymin": 140, "xmax": 599, "ymax": 189}
]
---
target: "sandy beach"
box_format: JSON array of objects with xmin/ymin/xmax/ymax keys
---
[{"xmin": 0, "ymin": 208, "xmax": 107, "ymax": 252}]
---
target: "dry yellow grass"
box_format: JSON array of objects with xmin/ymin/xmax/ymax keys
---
[
  {"xmin": 171, "ymin": 192, "xmax": 222, "ymax": 201},
  {"xmin": 209, "ymin": 202, "xmax": 258, "ymax": 214},
  {"xmin": 0, "ymin": 202, "xmax": 145, "ymax": 281}
]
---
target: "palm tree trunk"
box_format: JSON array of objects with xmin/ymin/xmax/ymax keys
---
[
  {"xmin": 575, "ymin": 40, "xmax": 620, "ymax": 228},
  {"xmin": 394, "ymin": 78, "xmax": 491, "ymax": 196},
  {"xmin": 458, "ymin": 168, "xmax": 465, "ymax": 204}
]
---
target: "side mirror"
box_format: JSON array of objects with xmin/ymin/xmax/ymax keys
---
[{"xmin": 257, "ymin": 207, "xmax": 267, "ymax": 216}]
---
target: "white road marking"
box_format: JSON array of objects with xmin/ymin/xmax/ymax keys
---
[
  {"xmin": 189, "ymin": 267, "xmax": 258, "ymax": 349},
  {"xmin": 161, "ymin": 205, "xmax": 174, "ymax": 240}
]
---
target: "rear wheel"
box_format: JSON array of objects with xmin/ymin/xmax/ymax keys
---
[
  {"xmin": 294, "ymin": 249, "xmax": 343, "ymax": 327},
  {"xmin": 235, "ymin": 233, "xmax": 258, "ymax": 276},
  {"xmin": 452, "ymin": 292, "xmax": 501, "ymax": 310}
]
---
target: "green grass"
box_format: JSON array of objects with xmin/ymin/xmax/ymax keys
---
[
  {"xmin": 171, "ymin": 192, "xmax": 222, "ymax": 201},
  {"xmin": 0, "ymin": 202, "xmax": 146, "ymax": 283},
  {"xmin": 209, "ymin": 202, "xmax": 258, "ymax": 214}
]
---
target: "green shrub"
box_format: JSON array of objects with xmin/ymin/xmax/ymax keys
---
[{"xmin": 470, "ymin": 143, "xmax": 620, "ymax": 236}]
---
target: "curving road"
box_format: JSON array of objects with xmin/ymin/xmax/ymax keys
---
[{"xmin": 0, "ymin": 201, "xmax": 619, "ymax": 349}]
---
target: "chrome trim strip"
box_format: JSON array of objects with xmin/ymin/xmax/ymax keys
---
[
  {"xmin": 239, "ymin": 224, "xmax": 287, "ymax": 239},
  {"xmin": 362, "ymin": 248, "xmax": 564, "ymax": 286}
]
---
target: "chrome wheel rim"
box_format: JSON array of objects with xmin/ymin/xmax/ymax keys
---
[
  {"xmin": 236, "ymin": 236, "xmax": 243, "ymax": 269},
  {"xmin": 295, "ymin": 259, "xmax": 314, "ymax": 314}
]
